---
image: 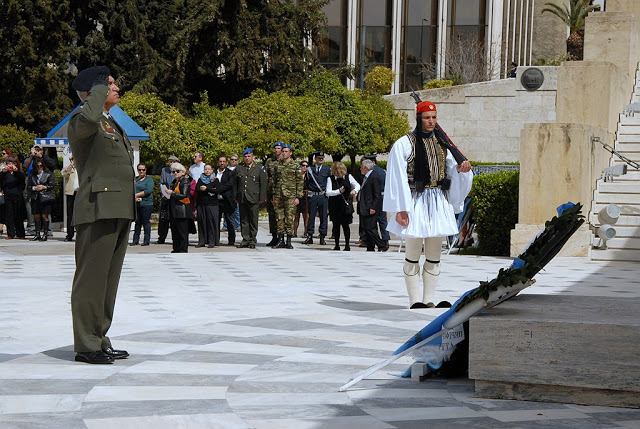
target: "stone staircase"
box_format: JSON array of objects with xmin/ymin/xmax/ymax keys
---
[{"xmin": 589, "ymin": 76, "xmax": 640, "ymax": 262}]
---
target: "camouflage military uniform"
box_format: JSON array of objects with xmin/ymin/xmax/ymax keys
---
[
  {"xmin": 274, "ymin": 160, "xmax": 303, "ymax": 237},
  {"xmin": 265, "ymin": 156, "xmax": 278, "ymax": 237}
]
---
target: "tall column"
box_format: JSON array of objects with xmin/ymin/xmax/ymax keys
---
[
  {"xmin": 436, "ymin": 0, "xmax": 448, "ymax": 79},
  {"xmin": 391, "ymin": 0, "xmax": 403, "ymax": 94},
  {"xmin": 489, "ymin": 0, "xmax": 504, "ymax": 80},
  {"xmin": 347, "ymin": 0, "xmax": 358, "ymax": 90}
]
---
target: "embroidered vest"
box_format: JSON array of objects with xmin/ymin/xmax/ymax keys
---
[{"xmin": 406, "ymin": 132, "xmax": 446, "ymax": 189}]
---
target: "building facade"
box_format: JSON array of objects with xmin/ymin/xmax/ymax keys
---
[{"xmin": 317, "ymin": 0, "xmax": 575, "ymax": 94}]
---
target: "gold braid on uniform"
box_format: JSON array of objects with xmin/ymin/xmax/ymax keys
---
[{"xmin": 406, "ymin": 132, "xmax": 446, "ymax": 190}]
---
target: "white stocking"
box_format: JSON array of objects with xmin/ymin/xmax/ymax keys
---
[
  {"xmin": 422, "ymin": 237, "xmax": 443, "ymax": 305},
  {"xmin": 403, "ymin": 238, "xmax": 423, "ymax": 306}
]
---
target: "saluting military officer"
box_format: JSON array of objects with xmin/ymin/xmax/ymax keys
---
[
  {"xmin": 235, "ymin": 148, "xmax": 267, "ymax": 248},
  {"xmin": 68, "ymin": 66, "xmax": 134, "ymax": 364},
  {"xmin": 264, "ymin": 142, "xmax": 283, "ymax": 246},
  {"xmin": 272, "ymin": 144, "xmax": 303, "ymax": 249}
]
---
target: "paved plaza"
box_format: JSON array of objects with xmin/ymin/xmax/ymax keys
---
[{"xmin": 1, "ymin": 225, "xmax": 640, "ymax": 428}]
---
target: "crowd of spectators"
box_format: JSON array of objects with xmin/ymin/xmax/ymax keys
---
[{"xmin": 0, "ymin": 144, "xmax": 390, "ymax": 251}]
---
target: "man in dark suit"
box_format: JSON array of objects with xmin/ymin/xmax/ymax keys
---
[
  {"xmin": 303, "ymin": 151, "xmax": 331, "ymax": 245},
  {"xmin": 235, "ymin": 148, "xmax": 267, "ymax": 248},
  {"xmin": 211, "ymin": 155, "xmax": 236, "ymax": 245},
  {"xmin": 68, "ymin": 66, "xmax": 134, "ymax": 364},
  {"xmin": 358, "ymin": 159, "xmax": 387, "ymax": 252},
  {"xmin": 364, "ymin": 154, "xmax": 390, "ymax": 248}
]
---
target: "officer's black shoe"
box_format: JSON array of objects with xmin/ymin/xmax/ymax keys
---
[
  {"xmin": 343, "ymin": 245, "xmax": 350, "ymax": 251},
  {"xmin": 302, "ymin": 237, "xmax": 313, "ymax": 245},
  {"xmin": 274, "ymin": 235, "xmax": 286, "ymax": 248},
  {"xmin": 266, "ymin": 235, "xmax": 279, "ymax": 247},
  {"xmin": 285, "ymin": 235, "xmax": 293, "ymax": 249},
  {"xmin": 248, "ymin": 243, "xmax": 255, "ymax": 249},
  {"xmin": 75, "ymin": 350, "xmax": 114, "ymax": 364},
  {"xmin": 31, "ymin": 233, "xmax": 41, "ymax": 241},
  {"xmin": 436, "ymin": 301, "xmax": 452, "ymax": 308},
  {"xmin": 319, "ymin": 235, "xmax": 327, "ymax": 245},
  {"xmin": 102, "ymin": 347, "xmax": 129, "ymax": 359},
  {"xmin": 237, "ymin": 243, "xmax": 250, "ymax": 248}
]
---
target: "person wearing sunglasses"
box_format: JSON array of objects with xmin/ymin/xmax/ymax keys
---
[
  {"xmin": 166, "ymin": 162, "xmax": 192, "ymax": 253},
  {"xmin": 131, "ymin": 163, "xmax": 154, "ymax": 246}
]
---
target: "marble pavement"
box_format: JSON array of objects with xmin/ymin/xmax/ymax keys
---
[{"xmin": 1, "ymin": 227, "xmax": 640, "ymax": 428}]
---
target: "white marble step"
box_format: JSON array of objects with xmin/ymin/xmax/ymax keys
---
[
  {"xmin": 597, "ymin": 170, "xmax": 640, "ymax": 181},
  {"xmin": 596, "ymin": 181, "xmax": 640, "ymax": 193},
  {"xmin": 617, "ymin": 124, "xmax": 640, "ymax": 134},
  {"xmin": 602, "ymin": 237, "xmax": 640, "ymax": 249},
  {"xmin": 590, "ymin": 247, "xmax": 640, "ymax": 262},
  {"xmin": 619, "ymin": 113, "xmax": 640, "ymax": 125},
  {"xmin": 616, "ymin": 134, "xmax": 640, "ymax": 143},
  {"xmin": 592, "ymin": 192, "xmax": 640, "ymax": 204},
  {"xmin": 588, "ymin": 225, "xmax": 640, "ymax": 238},
  {"xmin": 615, "ymin": 141, "xmax": 640, "ymax": 152},
  {"xmin": 590, "ymin": 212, "xmax": 640, "ymax": 226}
]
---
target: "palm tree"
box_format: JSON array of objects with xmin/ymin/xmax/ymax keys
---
[{"xmin": 542, "ymin": 0, "xmax": 601, "ymax": 60}]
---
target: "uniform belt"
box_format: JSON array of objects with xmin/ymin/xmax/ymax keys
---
[
  {"xmin": 408, "ymin": 178, "xmax": 451, "ymax": 191},
  {"xmin": 308, "ymin": 190, "xmax": 325, "ymax": 196}
]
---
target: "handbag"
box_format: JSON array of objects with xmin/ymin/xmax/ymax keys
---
[
  {"xmin": 342, "ymin": 194, "xmax": 354, "ymax": 215},
  {"xmin": 39, "ymin": 190, "xmax": 55, "ymax": 203},
  {"xmin": 0, "ymin": 192, "xmax": 5, "ymax": 206}
]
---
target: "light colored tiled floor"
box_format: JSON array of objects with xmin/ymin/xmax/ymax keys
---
[{"xmin": 1, "ymin": 227, "xmax": 639, "ymax": 428}]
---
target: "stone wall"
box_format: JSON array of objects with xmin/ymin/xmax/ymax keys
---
[{"xmin": 384, "ymin": 67, "xmax": 558, "ymax": 163}]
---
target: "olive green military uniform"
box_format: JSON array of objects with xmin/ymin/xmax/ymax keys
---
[
  {"xmin": 274, "ymin": 160, "xmax": 303, "ymax": 235},
  {"xmin": 235, "ymin": 162, "xmax": 267, "ymax": 246},
  {"xmin": 68, "ymin": 84, "xmax": 135, "ymax": 353},
  {"xmin": 265, "ymin": 156, "xmax": 278, "ymax": 236}
]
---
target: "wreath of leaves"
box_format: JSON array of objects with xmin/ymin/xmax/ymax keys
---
[{"xmin": 455, "ymin": 203, "xmax": 585, "ymax": 311}]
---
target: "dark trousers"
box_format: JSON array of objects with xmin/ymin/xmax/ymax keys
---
[
  {"xmin": 197, "ymin": 204, "xmax": 219, "ymax": 246},
  {"xmin": 362, "ymin": 213, "xmax": 385, "ymax": 251},
  {"xmin": 221, "ymin": 208, "xmax": 236, "ymax": 244},
  {"xmin": 239, "ymin": 202, "xmax": 259, "ymax": 245},
  {"xmin": 170, "ymin": 218, "xmax": 189, "ymax": 253},
  {"xmin": 307, "ymin": 194, "xmax": 328, "ymax": 236},
  {"xmin": 133, "ymin": 204, "xmax": 153, "ymax": 245},
  {"xmin": 378, "ymin": 210, "xmax": 390, "ymax": 241},
  {"xmin": 332, "ymin": 220, "xmax": 351, "ymax": 247},
  {"xmin": 66, "ymin": 192, "xmax": 76, "ymax": 239},
  {"xmin": 4, "ymin": 197, "xmax": 25, "ymax": 238},
  {"xmin": 157, "ymin": 198, "xmax": 170, "ymax": 242},
  {"xmin": 71, "ymin": 218, "xmax": 131, "ymax": 352}
]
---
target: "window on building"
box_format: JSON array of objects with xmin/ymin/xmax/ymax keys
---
[
  {"xmin": 318, "ymin": 0, "xmax": 348, "ymax": 70},
  {"xmin": 401, "ymin": 0, "xmax": 438, "ymax": 92},
  {"xmin": 447, "ymin": 0, "xmax": 487, "ymax": 50},
  {"xmin": 356, "ymin": 0, "xmax": 392, "ymax": 88}
]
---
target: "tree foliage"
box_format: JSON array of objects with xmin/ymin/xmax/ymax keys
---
[
  {"xmin": 542, "ymin": 0, "xmax": 601, "ymax": 60},
  {"xmin": 0, "ymin": 124, "xmax": 37, "ymax": 159},
  {"xmin": 364, "ymin": 66, "xmax": 395, "ymax": 95}
]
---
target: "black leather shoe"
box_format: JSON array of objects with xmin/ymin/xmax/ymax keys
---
[
  {"xmin": 195, "ymin": 244, "xmax": 205, "ymax": 248},
  {"xmin": 378, "ymin": 246, "xmax": 389, "ymax": 252},
  {"xmin": 302, "ymin": 237, "xmax": 313, "ymax": 244},
  {"xmin": 141, "ymin": 243, "xmax": 149, "ymax": 246},
  {"xmin": 102, "ymin": 347, "xmax": 129, "ymax": 359},
  {"xmin": 208, "ymin": 244, "xmax": 215, "ymax": 248},
  {"xmin": 410, "ymin": 302, "xmax": 429, "ymax": 309},
  {"xmin": 130, "ymin": 242, "xmax": 139, "ymax": 246},
  {"xmin": 266, "ymin": 235, "xmax": 279, "ymax": 247},
  {"xmin": 319, "ymin": 235, "xmax": 327, "ymax": 245},
  {"xmin": 237, "ymin": 243, "xmax": 250, "ymax": 248},
  {"xmin": 75, "ymin": 350, "xmax": 114, "ymax": 364},
  {"xmin": 248, "ymin": 243, "xmax": 255, "ymax": 249},
  {"xmin": 155, "ymin": 240, "xmax": 165, "ymax": 245},
  {"xmin": 64, "ymin": 236, "xmax": 74, "ymax": 242},
  {"xmin": 436, "ymin": 301, "xmax": 452, "ymax": 308}
]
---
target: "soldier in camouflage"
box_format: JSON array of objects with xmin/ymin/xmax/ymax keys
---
[
  {"xmin": 272, "ymin": 144, "xmax": 304, "ymax": 249},
  {"xmin": 265, "ymin": 142, "xmax": 283, "ymax": 247}
]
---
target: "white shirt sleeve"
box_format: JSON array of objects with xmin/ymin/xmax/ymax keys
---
[
  {"xmin": 326, "ymin": 176, "xmax": 339, "ymax": 196},
  {"xmin": 445, "ymin": 151, "xmax": 473, "ymax": 214},
  {"xmin": 348, "ymin": 174, "xmax": 360, "ymax": 193},
  {"xmin": 383, "ymin": 135, "xmax": 413, "ymax": 214}
]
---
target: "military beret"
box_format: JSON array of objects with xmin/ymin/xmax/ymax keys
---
[
  {"xmin": 242, "ymin": 148, "xmax": 254, "ymax": 155},
  {"xmin": 72, "ymin": 66, "xmax": 110, "ymax": 91},
  {"xmin": 273, "ymin": 141, "xmax": 284, "ymax": 148},
  {"xmin": 282, "ymin": 144, "xmax": 292, "ymax": 151}
]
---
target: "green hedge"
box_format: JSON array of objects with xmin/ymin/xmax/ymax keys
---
[{"xmin": 470, "ymin": 170, "xmax": 519, "ymax": 256}]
